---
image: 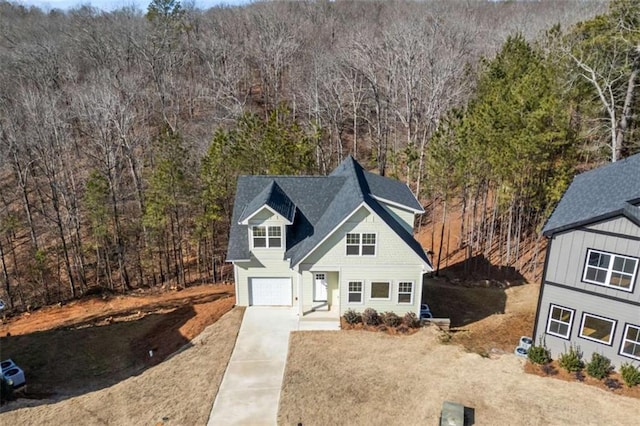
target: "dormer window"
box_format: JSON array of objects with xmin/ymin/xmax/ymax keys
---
[{"xmin": 252, "ymin": 225, "xmax": 282, "ymax": 248}]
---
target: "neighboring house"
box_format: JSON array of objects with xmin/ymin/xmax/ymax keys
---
[
  {"xmin": 226, "ymin": 156, "xmax": 433, "ymax": 317},
  {"xmin": 533, "ymin": 153, "xmax": 640, "ymax": 368}
]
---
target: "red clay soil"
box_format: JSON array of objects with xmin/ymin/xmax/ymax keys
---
[
  {"xmin": 0, "ymin": 284, "xmax": 235, "ymax": 338},
  {"xmin": 0, "ymin": 283, "xmax": 236, "ymax": 398}
]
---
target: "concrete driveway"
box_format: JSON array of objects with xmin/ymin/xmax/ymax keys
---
[{"xmin": 208, "ymin": 307, "xmax": 338, "ymax": 425}]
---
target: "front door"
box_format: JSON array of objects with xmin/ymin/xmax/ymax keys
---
[{"xmin": 314, "ymin": 273, "xmax": 328, "ymax": 302}]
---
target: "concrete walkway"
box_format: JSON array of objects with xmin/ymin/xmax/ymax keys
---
[{"xmin": 208, "ymin": 307, "xmax": 338, "ymax": 425}]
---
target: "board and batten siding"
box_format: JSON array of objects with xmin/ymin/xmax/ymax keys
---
[
  {"xmin": 544, "ymin": 217, "xmax": 640, "ymax": 304},
  {"xmin": 587, "ymin": 216, "xmax": 640, "ymax": 238},
  {"xmin": 535, "ymin": 284, "xmax": 640, "ymax": 368}
]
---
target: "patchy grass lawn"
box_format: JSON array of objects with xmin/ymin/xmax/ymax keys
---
[
  {"xmin": 278, "ymin": 327, "xmax": 639, "ymax": 425},
  {"xmin": 0, "ymin": 306, "xmax": 244, "ymax": 425}
]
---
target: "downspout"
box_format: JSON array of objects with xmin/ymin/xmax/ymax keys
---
[
  {"xmin": 297, "ymin": 266, "xmax": 303, "ymax": 317},
  {"xmin": 233, "ymin": 263, "xmax": 240, "ymax": 305}
]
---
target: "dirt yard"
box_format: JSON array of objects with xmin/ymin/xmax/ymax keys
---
[
  {"xmin": 0, "ymin": 306, "xmax": 244, "ymax": 425},
  {"xmin": 0, "ymin": 283, "xmax": 241, "ymax": 421},
  {"xmin": 2, "ymin": 275, "xmax": 638, "ymax": 425}
]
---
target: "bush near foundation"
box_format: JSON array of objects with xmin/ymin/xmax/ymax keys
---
[
  {"xmin": 527, "ymin": 340, "xmax": 551, "ymax": 365},
  {"xmin": 620, "ymin": 362, "xmax": 640, "ymax": 387},
  {"xmin": 343, "ymin": 309, "xmax": 361, "ymax": 325},
  {"xmin": 362, "ymin": 308, "xmax": 380, "ymax": 326},
  {"xmin": 585, "ymin": 353, "xmax": 612, "ymax": 379},
  {"xmin": 558, "ymin": 344, "xmax": 584, "ymax": 372}
]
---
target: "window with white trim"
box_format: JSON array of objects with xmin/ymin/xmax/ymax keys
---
[
  {"xmin": 370, "ymin": 281, "xmax": 390, "ymax": 300},
  {"xmin": 583, "ymin": 249, "xmax": 638, "ymax": 291},
  {"xmin": 252, "ymin": 225, "xmax": 282, "ymax": 248},
  {"xmin": 621, "ymin": 324, "xmax": 640, "ymax": 360},
  {"xmin": 397, "ymin": 282, "xmax": 414, "ymax": 304},
  {"xmin": 345, "ymin": 233, "xmax": 376, "ymax": 256},
  {"xmin": 348, "ymin": 281, "xmax": 363, "ymax": 303},
  {"xmin": 546, "ymin": 305, "xmax": 574, "ymax": 339},
  {"xmin": 579, "ymin": 313, "xmax": 616, "ymax": 345}
]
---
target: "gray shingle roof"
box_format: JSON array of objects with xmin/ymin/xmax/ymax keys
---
[
  {"xmin": 238, "ymin": 181, "xmax": 296, "ymax": 224},
  {"xmin": 364, "ymin": 171, "xmax": 424, "ymax": 212},
  {"xmin": 542, "ymin": 153, "xmax": 640, "ymax": 236},
  {"xmin": 227, "ymin": 156, "xmax": 431, "ymax": 269}
]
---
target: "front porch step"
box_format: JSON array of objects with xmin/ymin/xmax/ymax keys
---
[
  {"xmin": 299, "ymin": 316, "xmax": 340, "ymax": 322},
  {"xmin": 298, "ymin": 318, "xmax": 341, "ymax": 331}
]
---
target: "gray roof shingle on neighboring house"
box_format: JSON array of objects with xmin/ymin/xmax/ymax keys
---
[
  {"xmin": 226, "ymin": 156, "xmax": 432, "ymax": 269},
  {"xmin": 542, "ymin": 153, "xmax": 640, "ymax": 236}
]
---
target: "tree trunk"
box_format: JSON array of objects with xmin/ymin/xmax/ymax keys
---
[
  {"xmin": 614, "ymin": 56, "xmax": 639, "ymax": 161},
  {"xmin": 0, "ymin": 238, "xmax": 13, "ymax": 309}
]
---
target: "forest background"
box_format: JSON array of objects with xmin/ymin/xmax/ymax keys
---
[{"xmin": 1, "ymin": 0, "xmax": 639, "ymax": 310}]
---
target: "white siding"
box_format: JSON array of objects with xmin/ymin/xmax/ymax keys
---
[
  {"xmin": 235, "ymin": 208, "xmax": 296, "ymax": 306},
  {"xmin": 300, "ymin": 205, "xmax": 425, "ymax": 316},
  {"xmin": 303, "ymin": 206, "xmax": 424, "ymax": 268},
  {"xmin": 379, "ymin": 203, "xmax": 415, "ymax": 234}
]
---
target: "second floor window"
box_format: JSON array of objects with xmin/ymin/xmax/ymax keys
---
[
  {"xmin": 252, "ymin": 225, "xmax": 282, "ymax": 248},
  {"xmin": 346, "ymin": 233, "xmax": 376, "ymax": 256},
  {"xmin": 583, "ymin": 249, "xmax": 638, "ymax": 292}
]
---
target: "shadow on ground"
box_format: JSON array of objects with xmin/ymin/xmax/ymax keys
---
[
  {"xmin": 422, "ymin": 254, "xmax": 527, "ymax": 328},
  {"xmin": 435, "ymin": 253, "xmax": 526, "ymax": 282},
  {"xmin": 0, "ymin": 292, "xmax": 231, "ymax": 410}
]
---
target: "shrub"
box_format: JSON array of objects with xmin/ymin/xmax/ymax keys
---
[
  {"xmin": 527, "ymin": 340, "xmax": 551, "ymax": 365},
  {"xmin": 381, "ymin": 311, "xmax": 401, "ymax": 327},
  {"xmin": 558, "ymin": 344, "xmax": 584, "ymax": 372},
  {"xmin": 586, "ymin": 353, "xmax": 612, "ymax": 379},
  {"xmin": 620, "ymin": 363, "xmax": 640, "ymax": 387},
  {"xmin": 402, "ymin": 312, "xmax": 420, "ymax": 328},
  {"xmin": 343, "ymin": 309, "xmax": 361, "ymax": 325},
  {"xmin": 362, "ymin": 308, "xmax": 380, "ymax": 326}
]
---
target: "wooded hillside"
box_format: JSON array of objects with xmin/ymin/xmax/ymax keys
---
[{"xmin": 2, "ymin": 0, "xmax": 638, "ymax": 310}]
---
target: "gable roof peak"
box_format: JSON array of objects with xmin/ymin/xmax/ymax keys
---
[{"xmin": 238, "ymin": 179, "xmax": 296, "ymax": 224}]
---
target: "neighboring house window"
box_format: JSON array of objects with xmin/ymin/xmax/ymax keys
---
[
  {"xmin": 546, "ymin": 305, "xmax": 574, "ymax": 339},
  {"xmin": 397, "ymin": 282, "xmax": 413, "ymax": 304},
  {"xmin": 345, "ymin": 233, "xmax": 376, "ymax": 256},
  {"xmin": 579, "ymin": 313, "xmax": 616, "ymax": 345},
  {"xmin": 620, "ymin": 324, "xmax": 640, "ymax": 360},
  {"xmin": 348, "ymin": 281, "xmax": 363, "ymax": 303},
  {"xmin": 583, "ymin": 249, "xmax": 638, "ymax": 292},
  {"xmin": 370, "ymin": 281, "xmax": 391, "ymax": 300},
  {"xmin": 252, "ymin": 225, "xmax": 282, "ymax": 248}
]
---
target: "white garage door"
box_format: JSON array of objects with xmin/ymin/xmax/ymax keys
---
[{"xmin": 249, "ymin": 278, "xmax": 292, "ymax": 306}]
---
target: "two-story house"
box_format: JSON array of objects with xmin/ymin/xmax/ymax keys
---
[
  {"xmin": 226, "ymin": 156, "xmax": 432, "ymax": 318},
  {"xmin": 533, "ymin": 153, "xmax": 640, "ymax": 367}
]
